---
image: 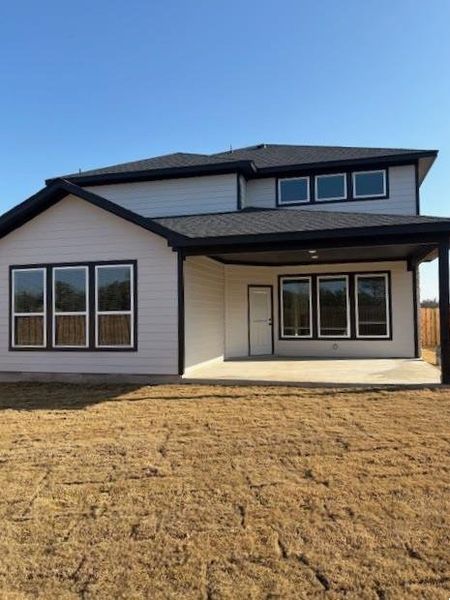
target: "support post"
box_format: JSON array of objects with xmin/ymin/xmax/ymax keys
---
[
  {"xmin": 177, "ymin": 250, "xmax": 185, "ymax": 376},
  {"xmin": 438, "ymin": 238, "xmax": 450, "ymax": 383}
]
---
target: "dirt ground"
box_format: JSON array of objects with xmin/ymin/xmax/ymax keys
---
[{"xmin": 0, "ymin": 383, "xmax": 448, "ymax": 599}]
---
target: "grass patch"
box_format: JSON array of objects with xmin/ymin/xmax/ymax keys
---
[{"xmin": 0, "ymin": 383, "xmax": 449, "ymax": 598}]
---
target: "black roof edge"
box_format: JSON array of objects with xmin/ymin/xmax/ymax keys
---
[
  {"xmin": 172, "ymin": 220, "xmax": 450, "ymax": 250},
  {"xmin": 46, "ymin": 160, "xmax": 257, "ymax": 187},
  {"xmin": 46, "ymin": 151, "xmax": 438, "ymax": 187},
  {"xmin": 0, "ymin": 179, "xmax": 185, "ymax": 244},
  {"xmin": 257, "ymin": 151, "xmax": 439, "ymax": 176}
]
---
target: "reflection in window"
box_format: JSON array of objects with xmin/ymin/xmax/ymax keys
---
[
  {"xmin": 356, "ymin": 275, "xmax": 389, "ymax": 337},
  {"xmin": 96, "ymin": 265, "xmax": 133, "ymax": 347},
  {"xmin": 12, "ymin": 268, "xmax": 46, "ymax": 347},
  {"xmin": 53, "ymin": 267, "xmax": 88, "ymax": 347},
  {"xmin": 318, "ymin": 276, "xmax": 349, "ymax": 337},
  {"xmin": 281, "ymin": 278, "xmax": 311, "ymax": 337}
]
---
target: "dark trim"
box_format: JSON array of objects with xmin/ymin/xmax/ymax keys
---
[
  {"xmin": 53, "ymin": 151, "xmax": 437, "ymax": 187},
  {"xmin": 438, "ymin": 238, "xmax": 450, "ymax": 383},
  {"xmin": 9, "ymin": 260, "xmax": 138, "ymax": 352},
  {"xmin": 414, "ymin": 161, "xmax": 420, "ymax": 215},
  {"xmin": 177, "ymin": 251, "xmax": 185, "ymax": 376},
  {"xmin": 236, "ymin": 174, "xmax": 242, "ymax": 211},
  {"xmin": 178, "ymin": 229, "xmax": 450, "ymax": 253},
  {"xmin": 247, "ymin": 285, "xmax": 274, "ymax": 356},
  {"xmin": 47, "ymin": 161, "xmax": 257, "ymax": 187},
  {"xmin": 0, "ymin": 179, "xmax": 184, "ymax": 245},
  {"xmin": 278, "ymin": 270, "xmax": 393, "ymax": 342},
  {"xmin": 412, "ymin": 267, "xmax": 420, "ymax": 358}
]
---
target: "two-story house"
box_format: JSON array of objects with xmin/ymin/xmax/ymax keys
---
[{"xmin": 1, "ymin": 144, "xmax": 449, "ymax": 383}]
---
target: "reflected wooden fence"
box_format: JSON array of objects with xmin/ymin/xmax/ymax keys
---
[{"xmin": 421, "ymin": 308, "xmax": 440, "ymax": 347}]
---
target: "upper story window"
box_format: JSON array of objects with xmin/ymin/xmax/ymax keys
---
[
  {"xmin": 352, "ymin": 170, "xmax": 386, "ymax": 199},
  {"xmin": 315, "ymin": 173, "xmax": 347, "ymax": 201},
  {"xmin": 278, "ymin": 177, "xmax": 310, "ymax": 204}
]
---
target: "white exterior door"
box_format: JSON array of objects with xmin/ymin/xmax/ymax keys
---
[{"xmin": 248, "ymin": 286, "xmax": 273, "ymax": 355}]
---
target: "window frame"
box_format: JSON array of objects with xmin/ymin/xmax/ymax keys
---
[
  {"xmin": 315, "ymin": 173, "xmax": 347, "ymax": 202},
  {"xmin": 9, "ymin": 261, "xmax": 137, "ymax": 352},
  {"xmin": 279, "ymin": 276, "xmax": 313, "ymax": 339},
  {"xmin": 317, "ymin": 275, "xmax": 351, "ymax": 339},
  {"xmin": 52, "ymin": 266, "xmax": 89, "ymax": 349},
  {"xmin": 355, "ymin": 273, "xmax": 390, "ymax": 339},
  {"xmin": 95, "ymin": 263, "xmax": 135, "ymax": 349},
  {"xmin": 11, "ymin": 267, "xmax": 47, "ymax": 349},
  {"xmin": 352, "ymin": 169, "xmax": 387, "ymax": 199},
  {"xmin": 277, "ymin": 176, "xmax": 310, "ymax": 205}
]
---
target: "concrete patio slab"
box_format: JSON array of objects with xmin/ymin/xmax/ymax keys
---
[{"xmin": 183, "ymin": 356, "xmax": 441, "ymax": 386}]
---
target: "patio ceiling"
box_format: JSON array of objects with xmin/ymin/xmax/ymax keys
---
[{"xmin": 209, "ymin": 242, "xmax": 437, "ymax": 267}]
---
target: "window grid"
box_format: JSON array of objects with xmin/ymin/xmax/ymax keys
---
[
  {"xmin": 52, "ymin": 266, "xmax": 89, "ymax": 349},
  {"xmin": 355, "ymin": 273, "xmax": 390, "ymax": 339},
  {"xmin": 95, "ymin": 264, "xmax": 134, "ymax": 349},
  {"xmin": 317, "ymin": 275, "xmax": 351, "ymax": 339},
  {"xmin": 11, "ymin": 268, "xmax": 47, "ymax": 348},
  {"xmin": 280, "ymin": 276, "xmax": 313, "ymax": 338}
]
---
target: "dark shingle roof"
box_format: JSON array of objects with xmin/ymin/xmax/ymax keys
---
[
  {"xmin": 57, "ymin": 143, "xmax": 437, "ymax": 181},
  {"xmin": 153, "ymin": 208, "xmax": 450, "ymax": 241}
]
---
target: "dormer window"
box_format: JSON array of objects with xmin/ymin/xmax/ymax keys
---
[
  {"xmin": 278, "ymin": 177, "xmax": 310, "ymax": 204},
  {"xmin": 353, "ymin": 170, "xmax": 387, "ymax": 199},
  {"xmin": 315, "ymin": 173, "xmax": 347, "ymax": 201}
]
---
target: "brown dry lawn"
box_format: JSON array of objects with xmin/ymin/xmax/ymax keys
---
[{"xmin": 0, "ymin": 383, "xmax": 449, "ymax": 599}]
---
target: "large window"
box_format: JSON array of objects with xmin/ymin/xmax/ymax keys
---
[
  {"xmin": 352, "ymin": 170, "xmax": 386, "ymax": 198},
  {"xmin": 280, "ymin": 277, "xmax": 312, "ymax": 337},
  {"xmin": 356, "ymin": 274, "xmax": 390, "ymax": 338},
  {"xmin": 12, "ymin": 268, "xmax": 46, "ymax": 348},
  {"xmin": 315, "ymin": 174, "xmax": 347, "ymax": 201},
  {"xmin": 280, "ymin": 272, "xmax": 391, "ymax": 340},
  {"xmin": 318, "ymin": 276, "xmax": 350, "ymax": 338},
  {"xmin": 53, "ymin": 267, "xmax": 88, "ymax": 347},
  {"xmin": 96, "ymin": 265, "xmax": 134, "ymax": 348},
  {"xmin": 11, "ymin": 262, "xmax": 136, "ymax": 351},
  {"xmin": 278, "ymin": 177, "xmax": 310, "ymax": 204}
]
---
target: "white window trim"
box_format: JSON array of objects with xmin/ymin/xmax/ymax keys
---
[
  {"xmin": 52, "ymin": 266, "xmax": 89, "ymax": 348},
  {"xmin": 278, "ymin": 176, "xmax": 310, "ymax": 204},
  {"xmin": 355, "ymin": 273, "xmax": 390, "ymax": 339},
  {"xmin": 11, "ymin": 267, "xmax": 47, "ymax": 348},
  {"xmin": 317, "ymin": 275, "xmax": 351, "ymax": 338},
  {"xmin": 95, "ymin": 264, "xmax": 134, "ymax": 349},
  {"xmin": 315, "ymin": 173, "xmax": 347, "ymax": 202},
  {"xmin": 352, "ymin": 169, "xmax": 387, "ymax": 199},
  {"xmin": 280, "ymin": 276, "xmax": 313, "ymax": 338}
]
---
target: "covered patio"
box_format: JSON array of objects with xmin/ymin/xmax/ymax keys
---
[
  {"xmin": 159, "ymin": 207, "xmax": 450, "ymax": 385},
  {"xmin": 183, "ymin": 356, "xmax": 440, "ymax": 386}
]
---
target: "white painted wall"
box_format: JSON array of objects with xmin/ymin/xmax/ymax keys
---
[
  {"xmin": 85, "ymin": 173, "xmax": 238, "ymax": 217},
  {"xmin": 0, "ymin": 195, "xmax": 179, "ymax": 375},
  {"xmin": 224, "ymin": 261, "xmax": 415, "ymax": 359},
  {"xmin": 184, "ymin": 257, "xmax": 225, "ymax": 370},
  {"xmin": 246, "ymin": 165, "xmax": 418, "ymax": 215}
]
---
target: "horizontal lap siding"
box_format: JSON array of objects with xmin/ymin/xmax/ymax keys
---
[
  {"xmin": 184, "ymin": 257, "xmax": 225, "ymax": 369},
  {"xmin": 0, "ymin": 195, "xmax": 178, "ymax": 374},
  {"xmin": 225, "ymin": 261, "xmax": 415, "ymax": 359},
  {"xmin": 246, "ymin": 165, "xmax": 417, "ymax": 215},
  {"xmin": 85, "ymin": 174, "xmax": 237, "ymax": 217}
]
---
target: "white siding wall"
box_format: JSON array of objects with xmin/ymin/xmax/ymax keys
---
[
  {"xmin": 225, "ymin": 261, "xmax": 415, "ymax": 359},
  {"xmin": 85, "ymin": 174, "xmax": 238, "ymax": 217},
  {"xmin": 184, "ymin": 257, "xmax": 225, "ymax": 370},
  {"xmin": 0, "ymin": 195, "xmax": 178, "ymax": 374},
  {"xmin": 246, "ymin": 165, "xmax": 417, "ymax": 215}
]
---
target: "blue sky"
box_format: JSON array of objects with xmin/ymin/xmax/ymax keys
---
[{"xmin": 0, "ymin": 0, "xmax": 449, "ymax": 297}]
